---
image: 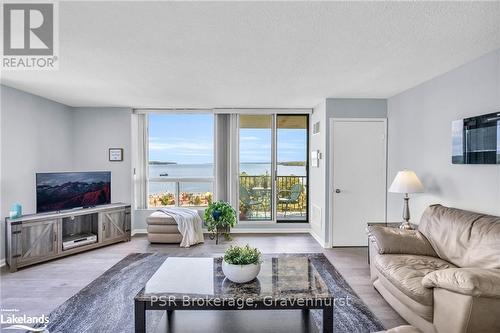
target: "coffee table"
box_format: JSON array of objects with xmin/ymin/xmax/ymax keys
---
[{"xmin": 134, "ymin": 256, "xmax": 334, "ymax": 333}]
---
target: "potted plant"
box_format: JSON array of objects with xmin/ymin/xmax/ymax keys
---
[
  {"xmin": 204, "ymin": 201, "xmax": 237, "ymax": 244},
  {"xmin": 222, "ymin": 244, "xmax": 262, "ymax": 283}
]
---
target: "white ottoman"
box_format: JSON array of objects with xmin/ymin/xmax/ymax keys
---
[{"xmin": 146, "ymin": 211, "xmax": 182, "ymax": 243}]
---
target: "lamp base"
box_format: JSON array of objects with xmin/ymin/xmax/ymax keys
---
[{"xmin": 399, "ymin": 221, "xmax": 413, "ymax": 230}]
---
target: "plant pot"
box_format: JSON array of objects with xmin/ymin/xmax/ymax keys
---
[
  {"xmin": 222, "ymin": 260, "xmax": 261, "ymax": 283},
  {"xmin": 212, "ymin": 209, "xmax": 222, "ymax": 221}
]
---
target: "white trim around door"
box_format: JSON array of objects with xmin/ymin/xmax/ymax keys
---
[{"xmin": 329, "ymin": 118, "xmax": 387, "ymax": 247}]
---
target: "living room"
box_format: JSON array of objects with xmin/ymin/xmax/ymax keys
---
[{"xmin": 1, "ymin": 2, "xmax": 499, "ymax": 333}]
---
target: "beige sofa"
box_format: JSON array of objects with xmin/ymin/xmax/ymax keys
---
[{"xmin": 367, "ymin": 204, "xmax": 500, "ymax": 333}]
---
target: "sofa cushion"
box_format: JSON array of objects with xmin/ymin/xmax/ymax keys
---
[
  {"xmin": 374, "ymin": 254, "xmax": 456, "ymax": 306},
  {"xmin": 147, "ymin": 211, "xmax": 177, "ymax": 225},
  {"xmin": 367, "ymin": 226, "xmax": 437, "ymax": 257},
  {"xmin": 418, "ymin": 204, "xmax": 500, "ymax": 269}
]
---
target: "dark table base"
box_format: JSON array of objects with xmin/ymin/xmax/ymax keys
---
[{"xmin": 135, "ymin": 299, "xmax": 333, "ymax": 333}]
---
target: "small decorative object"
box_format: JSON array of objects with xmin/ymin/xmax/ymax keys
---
[
  {"xmin": 222, "ymin": 244, "xmax": 262, "ymax": 283},
  {"xmin": 9, "ymin": 203, "xmax": 22, "ymax": 218},
  {"xmin": 388, "ymin": 170, "xmax": 425, "ymax": 230},
  {"xmin": 108, "ymin": 148, "xmax": 123, "ymax": 161},
  {"xmin": 204, "ymin": 201, "xmax": 237, "ymax": 244}
]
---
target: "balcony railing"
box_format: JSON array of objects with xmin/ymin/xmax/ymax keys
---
[
  {"xmin": 239, "ymin": 175, "xmax": 307, "ymax": 221},
  {"xmin": 148, "ymin": 177, "xmax": 214, "ymax": 207},
  {"xmin": 148, "ymin": 175, "xmax": 307, "ymax": 222}
]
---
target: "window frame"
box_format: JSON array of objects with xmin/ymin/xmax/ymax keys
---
[
  {"xmin": 136, "ymin": 109, "xmax": 310, "ymax": 224},
  {"xmin": 237, "ymin": 113, "xmax": 310, "ymax": 224},
  {"xmin": 145, "ymin": 112, "xmax": 215, "ymax": 209}
]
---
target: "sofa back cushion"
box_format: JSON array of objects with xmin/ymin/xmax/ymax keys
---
[{"xmin": 418, "ymin": 205, "xmax": 500, "ymax": 269}]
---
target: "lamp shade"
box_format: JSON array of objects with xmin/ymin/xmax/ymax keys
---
[{"xmin": 388, "ymin": 170, "xmax": 424, "ymax": 194}]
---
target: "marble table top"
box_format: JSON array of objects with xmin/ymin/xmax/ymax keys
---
[{"xmin": 135, "ymin": 256, "xmax": 333, "ymax": 302}]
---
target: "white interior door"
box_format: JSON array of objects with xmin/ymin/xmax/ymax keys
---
[{"xmin": 331, "ymin": 119, "xmax": 386, "ymax": 246}]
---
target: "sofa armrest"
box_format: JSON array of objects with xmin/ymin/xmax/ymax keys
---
[
  {"xmin": 422, "ymin": 268, "xmax": 500, "ymax": 298},
  {"xmin": 366, "ymin": 225, "xmax": 437, "ymax": 256}
]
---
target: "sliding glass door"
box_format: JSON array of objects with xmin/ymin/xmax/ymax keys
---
[
  {"xmin": 276, "ymin": 115, "xmax": 308, "ymax": 222},
  {"xmin": 239, "ymin": 115, "xmax": 273, "ymax": 221},
  {"xmin": 238, "ymin": 114, "xmax": 308, "ymax": 223}
]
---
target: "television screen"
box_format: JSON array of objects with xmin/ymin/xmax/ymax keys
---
[{"xmin": 36, "ymin": 172, "xmax": 111, "ymax": 213}]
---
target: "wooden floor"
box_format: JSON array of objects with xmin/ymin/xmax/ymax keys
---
[{"xmin": 0, "ymin": 234, "xmax": 406, "ymax": 330}]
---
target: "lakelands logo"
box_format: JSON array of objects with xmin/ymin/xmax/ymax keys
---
[
  {"xmin": 2, "ymin": 1, "xmax": 59, "ymax": 70},
  {"xmin": 1, "ymin": 309, "xmax": 50, "ymax": 332}
]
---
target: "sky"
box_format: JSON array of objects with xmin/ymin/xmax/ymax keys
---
[{"xmin": 149, "ymin": 114, "xmax": 307, "ymax": 164}]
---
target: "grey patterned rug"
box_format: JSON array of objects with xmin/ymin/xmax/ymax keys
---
[{"xmin": 44, "ymin": 253, "xmax": 384, "ymax": 333}]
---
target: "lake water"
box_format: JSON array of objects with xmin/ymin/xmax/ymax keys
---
[{"xmin": 149, "ymin": 163, "xmax": 306, "ymax": 194}]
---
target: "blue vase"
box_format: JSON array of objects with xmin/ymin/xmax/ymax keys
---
[
  {"xmin": 9, "ymin": 203, "xmax": 22, "ymax": 218},
  {"xmin": 212, "ymin": 210, "xmax": 222, "ymax": 221}
]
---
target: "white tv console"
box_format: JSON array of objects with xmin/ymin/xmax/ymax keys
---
[{"xmin": 5, "ymin": 203, "xmax": 131, "ymax": 272}]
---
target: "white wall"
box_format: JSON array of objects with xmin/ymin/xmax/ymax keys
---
[
  {"xmin": 71, "ymin": 107, "xmax": 133, "ymax": 205},
  {"xmin": 387, "ymin": 49, "xmax": 500, "ymax": 222},
  {"xmin": 309, "ymin": 101, "xmax": 327, "ymax": 246},
  {"xmin": 1, "ymin": 85, "xmax": 74, "ymax": 260}
]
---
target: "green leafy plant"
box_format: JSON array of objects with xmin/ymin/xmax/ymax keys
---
[
  {"xmin": 204, "ymin": 201, "xmax": 237, "ymax": 243},
  {"xmin": 223, "ymin": 244, "xmax": 262, "ymax": 265}
]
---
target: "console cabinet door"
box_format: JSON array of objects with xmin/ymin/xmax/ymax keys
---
[
  {"xmin": 100, "ymin": 210, "xmax": 126, "ymax": 242},
  {"xmin": 17, "ymin": 219, "xmax": 58, "ymax": 265}
]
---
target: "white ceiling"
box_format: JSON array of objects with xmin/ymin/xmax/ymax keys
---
[{"xmin": 2, "ymin": 1, "xmax": 500, "ymax": 108}]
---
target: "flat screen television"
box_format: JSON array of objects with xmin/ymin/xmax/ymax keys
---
[{"xmin": 36, "ymin": 171, "xmax": 111, "ymax": 213}]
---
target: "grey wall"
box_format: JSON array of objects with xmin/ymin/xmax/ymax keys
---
[
  {"xmin": 310, "ymin": 98, "xmax": 388, "ymax": 246},
  {"xmin": 326, "ymin": 98, "xmax": 388, "ymax": 118},
  {"xmin": 1, "ymin": 85, "xmax": 74, "ymax": 261},
  {"xmin": 325, "ymin": 99, "xmax": 388, "ymax": 246},
  {"xmin": 0, "ymin": 86, "xmax": 134, "ymax": 262},
  {"xmin": 71, "ymin": 107, "xmax": 133, "ymax": 205},
  {"xmin": 387, "ymin": 49, "xmax": 500, "ymax": 222}
]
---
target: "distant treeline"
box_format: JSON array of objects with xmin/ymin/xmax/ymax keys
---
[
  {"xmin": 278, "ymin": 161, "xmax": 306, "ymax": 166},
  {"xmin": 149, "ymin": 161, "xmax": 177, "ymax": 165},
  {"xmin": 148, "ymin": 161, "xmax": 306, "ymax": 166}
]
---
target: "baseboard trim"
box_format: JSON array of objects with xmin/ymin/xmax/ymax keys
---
[
  {"xmin": 0, "ymin": 259, "xmax": 6, "ymax": 267},
  {"xmin": 132, "ymin": 229, "xmax": 147, "ymax": 235},
  {"xmin": 309, "ymin": 229, "xmax": 328, "ymax": 248},
  {"xmin": 228, "ymin": 228, "xmax": 310, "ymax": 234},
  {"xmin": 132, "ymin": 228, "xmax": 311, "ymax": 236}
]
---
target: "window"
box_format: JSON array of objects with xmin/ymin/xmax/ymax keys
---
[{"xmin": 147, "ymin": 114, "xmax": 214, "ymax": 208}]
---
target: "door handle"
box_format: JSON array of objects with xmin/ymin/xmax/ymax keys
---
[{"xmin": 335, "ymin": 189, "xmax": 341, "ymax": 194}]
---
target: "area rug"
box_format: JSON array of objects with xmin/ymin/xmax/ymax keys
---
[{"xmin": 44, "ymin": 253, "xmax": 384, "ymax": 333}]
